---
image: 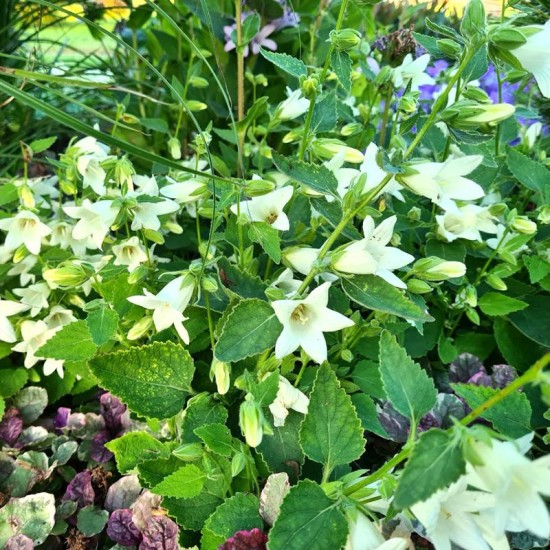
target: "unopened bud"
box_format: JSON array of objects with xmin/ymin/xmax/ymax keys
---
[
  {"xmin": 329, "ymin": 29, "xmax": 362, "ymax": 51},
  {"xmin": 486, "ymin": 273, "xmax": 508, "ymax": 291},
  {"xmin": 68, "ymin": 294, "xmax": 86, "ymax": 309},
  {"xmin": 185, "ymin": 100, "xmax": 208, "ymax": 112},
  {"xmin": 282, "ymin": 129, "xmax": 302, "ymax": 143},
  {"xmin": 407, "ymin": 279, "xmax": 432, "ymax": 294},
  {"xmin": 455, "ymin": 103, "xmax": 515, "ymax": 128},
  {"xmin": 120, "ymin": 113, "xmax": 140, "ymax": 124},
  {"xmin": 301, "ymin": 76, "xmax": 320, "ymax": 99},
  {"xmin": 189, "ymin": 76, "xmax": 209, "ymax": 88},
  {"xmin": 414, "ymin": 257, "xmax": 467, "ymax": 280},
  {"xmin": 466, "ymin": 307, "xmax": 480, "ymax": 325},
  {"xmin": 460, "ymin": 0, "xmax": 487, "ymax": 44},
  {"xmin": 510, "ymin": 216, "xmax": 537, "ymax": 234},
  {"xmin": 210, "ymin": 358, "xmax": 231, "ymax": 395},
  {"xmin": 239, "ymin": 395, "xmax": 263, "ymax": 447},
  {"xmin": 465, "ymin": 285, "xmax": 478, "ymax": 308},
  {"xmin": 341, "ymin": 349, "xmax": 353, "ymax": 362},
  {"xmin": 202, "ymin": 276, "xmax": 219, "ymax": 293},
  {"xmin": 173, "ymin": 442, "xmax": 204, "ymax": 461},
  {"xmin": 142, "ymin": 229, "xmax": 165, "ymax": 244},
  {"xmin": 375, "ymin": 66, "xmax": 393, "ymax": 87},
  {"xmin": 43, "ymin": 262, "xmax": 90, "ymax": 289},
  {"xmin": 13, "ymin": 246, "xmax": 28, "ymax": 264},
  {"xmin": 128, "ymin": 265, "xmax": 149, "ymax": 285},
  {"xmin": 114, "ymin": 156, "xmax": 135, "ymax": 188},
  {"xmin": 311, "ymin": 139, "xmax": 364, "ymax": 164},
  {"xmin": 407, "ymin": 206, "xmax": 422, "ymax": 222},
  {"xmin": 462, "ymin": 86, "xmax": 490, "ymax": 103},
  {"xmin": 537, "ymin": 206, "xmax": 550, "ymax": 225},
  {"xmin": 398, "ymin": 93, "xmax": 418, "ymax": 115},
  {"xmin": 341, "ymin": 122, "xmax": 363, "ymax": 137},
  {"xmin": 243, "ymin": 178, "xmax": 276, "ymax": 197},
  {"xmin": 436, "ymin": 38, "xmax": 462, "ymax": 58},
  {"xmin": 168, "ymin": 137, "xmax": 182, "ymax": 160},
  {"xmin": 489, "ymin": 27, "xmax": 527, "ymax": 50},
  {"xmin": 231, "ymin": 453, "xmax": 247, "ymax": 477},
  {"xmin": 127, "ymin": 316, "xmax": 153, "ymax": 340}
]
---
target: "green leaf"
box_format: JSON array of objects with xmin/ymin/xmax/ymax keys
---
[
  {"xmin": 141, "ymin": 117, "xmax": 169, "ymax": 133},
  {"xmin": 86, "ymin": 306, "xmax": 119, "ymax": 346},
  {"xmin": 242, "ymin": 13, "xmax": 261, "ymax": 46},
  {"xmin": 311, "ymin": 92, "xmax": 338, "ymax": 133},
  {"xmin": 394, "ymin": 429, "xmax": 465, "ymax": 509},
  {"xmin": 29, "ymin": 136, "xmax": 57, "ymax": 154},
  {"xmin": 0, "ymin": 368, "xmax": 29, "ymax": 398},
  {"xmin": 217, "ymin": 257, "xmax": 268, "ymax": 300},
  {"xmin": 0, "ymin": 493, "xmax": 56, "ymax": 547},
  {"xmin": 36, "ymin": 321, "xmax": 97, "ymax": 362},
  {"xmin": 272, "ymin": 153, "xmax": 339, "ymax": 198},
  {"xmin": 453, "ymin": 384, "xmax": 532, "ymax": 438},
  {"xmin": 138, "ymin": 456, "xmax": 185, "ymax": 488},
  {"xmin": 379, "ymin": 331, "xmax": 437, "ymax": 423},
  {"xmin": 248, "ymin": 222, "xmax": 282, "ymax": 263},
  {"xmin": 0, "ymin": 183, "xmax": 19, "ymax": 206},
  {"xmin": 509, "ymin": 295, "xmax": 550, "ymax": 347},
  {"xmin": 309, "ymin": 197, "xmax": 362, "ymax": 240},
  {"xmin": 13, "ymin": 387, "xmax": 48, "ymax": 423},
  {"xmin": 493, "ymin": 318, "xmax": 545, "ymax": 371},
  {"xmin": 268, "ymin": 480, "xmax": 348, "ymax": 550},
  {"xmin": 351, "ymin": 393, "xmax": 388, "ymax": 438},
  {"xmin": 257, "ymin": 412, "xmax": 305, "ymax": 480},
  {"xmin": 152, "ymin": 464, "xmax": 206, "ymax": 499},
  {"xmin": 194, "ymin": 424, "xmax": 234, "ymax": 457},
  {"xmin": 507, "ymin": 148, "xmax": 550, "ymax": 202},
  {"xmin": 181, "ymin": 393, "xmax": 228, "ymax": 444},
  {"xmin": 342, "ymin": 275, "xmax": 434, "ymax": 322},
  {"xmin": 106, "ymin": 431, "xmax": 170, "ymax": 474},
  {"xmin": 215, "ymin": 299, "xmax": 282, "ymax": 362},
  {"xmin": 89, "ymin": 341, "xmax": 195, "ymax": 419},
  {"xmin": 0, "ymin": 396, "xmax": 4, "ymax": 421},
  {"xmin": 331, "ymin": 50, "xmax": 352, "ymax": 92},
  {"xmin": 351, "ymin": 360, "xmax": 385, "ymax": 399},
  {"xmin": 524, "ymin": 256, "xmax": 550, "ymax": 284},
  {"xmin": 77, "ymin": 506, "xmax": 109, "ymax": 537},
  {"xmin": 259, "ymin": 48, "xmax": 307, "ymax": 78},
  {"xmin": 250, "ymin": 371, "xmax": 279, "ymax": 406},
  {"xmin": 201, "ymin": 493, "xmax": 262, "ymax": 550},
  {"xmin": 300, "ymin": 365, "xmax": 365, "ymax": 472},
  {"xmin": 478, "ymin": 293, "xmax": 529, "ymax": 316}
]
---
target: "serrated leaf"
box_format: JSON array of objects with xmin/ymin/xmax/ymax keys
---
[
  {"xmin": 311, "ymin": 92, "xmax": 338, "ymax": 132},
  {"xmin": 507, "ymin": 148, "xmax": 550, "ymax": 202},
  {"xmin": 379, "ymin": 331, "xmax": 437, "ymax": 423},
  {"xmin": 77, "ymin": 506, "xmax": 108, "ymax": 537},
  {"xmin": 152, "ymin": 464, "xmax": 206, "ymax": 499},
  {"xmin": 181, "ymin": 393, "xmax": 229, "ymax": 444},
  {"xmin": 509, "ymin": 295, "xmax": 550, "ymax": 347},
  {"xmin": 251, "ymin": 371, "xmax": 279, "ymax": 406},
  {"xmin": 453, "ymin": 384, "xmax": 532, "ymax": 437},
  {"xmin": 478, "ymin": 292, "xmax": 528, "ymax": 316},
  {"xmin": 217, "ymin": 257, "xmax": 268, "ymax": 300},
  {"xmin": 215, "ymin": 299, "xmax": 282, "ymax": 362},
  {"xmin": 106, "ymin": 431, "xmax": 170, "ymax": 474},
  {"xmin": 201, "ymin": 493, "xmax": 262, "ymax": 550},
  {"xmin": 0, "ymin": 368, "xmax": 28, "ymax": 398},
  {"xmin": 394, "ymin": 429, "xmax": 465, "ymax": 509},
  {"xmin": 268, "ymin": 480, "xmax": 348, "ymax": 550},
  {"xmin": 272, "ymin": 153, "xmax": 339, "ymax": 198},
  {"xmin": 331, "ymin": 50, "xmax": 352, "ymax": 92},
  {"xmin": 248, "ymin": 222, "xmax": 282, "ymax": 263},
  {"xmin": 351, "ymin": 393, "xmax": 388, "ymax": 438},
  {"xmin": 194, "ymin": 424, "xmax": 234, "ymax": 457},
  {"xmin": 36, "ymin": 321, "xmax": 97, "ymax": 362},
  {"xmin": 257, "ymin": 411, "xmax": 304, "ymax": 480},
  {"xmin": 309, "ymin": 197, "xmax": 362, "ymax": 240},
  {"xmin": 86, "ymin": 306, "xmax": 119, "ymax": 346},
  {"xmin": 259, "ymin": 48, "xmax": 307, "ymax": 78},
  {"xmin": 300, "ymin": 365, "xmax": 365, "ymax": 473},
  {"xmin": 89, "ymin": 341, "xmax": 195, "ymax": 419},
  {"xmin": 342, "ymin": 275, "xmax": 433, "ymax": 322},
  {"xmin": 29, "ymin": 136, "xmax": 57, "ymax": 154}
]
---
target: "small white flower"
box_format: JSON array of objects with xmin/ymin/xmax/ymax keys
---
[
  {"xmin": 523, "ymin": 121, "xmax": 543, "ymax": 148},
  {"xmin": 400, "ymin": 155, "xmax": 485, "ymax": 211},
  {"xmin": 43, "ymin": 357, "xmax": 65, "ymax": 378},
  {"xmin": 112, "ymin": 236, "xmax": 148, "ymax": 272},
  {"xmin": 13, "ymin": 282, "xmax": 51, "ymax": 317},
  {"xmin": 127, "ymin": 275, "xmax": 194, "ymax": 343},
  {"xmin": 332, "ymin": 216, "xmax": 414, "ymax": 289},
  {"xmin": 358, "ymin": 143, "xmax": 404, "ymax": 201},
  {"xmin": 411, "ymin": 477, "xmax": 495, "ymax": 550},
  {"xmin": 345, "ymin": 510, "xmax": 409, "ymax": 550},
  {"xmin": 133, "ymin": 175, "xmax": 159, "ymax": 196},
  {"xmin": 77, "ymin": 156, "xmax": 107, "ymax": 195},
  {"xmin": 161, "ymin": 176, "xmax": 207, "ymax": 204},
  {"xmin": 12, "ymin": 320, "xmax": 58, "ymax": 368},
  {"xmin": 271, "ymin": 282, "xmax": 354, "ymax": 364},
  {"xmin": 0, "ymin": 299, "xmax": 30, "ymax": 343},
  {"xmin": 436, "ymin": 204, "xmax": 498, "ymax": 242},
  {"xmin": 324, "ymin": 151, "xmax": 360, "ymax": 199},
  {"xmin": 268, "ymin": 376, "xmax": 309, "ymax": 427},
  {"xmin": 63, "ymin": 199, "xmax": 120, "ymax": 250},
  {"xmin": 7, "ymin": 254, "xmax": 38, "ymax": 286},
  {"xmin": 486, "ymin": 225, "xmax": 528, "ymax": 256},
  {"xmin": 48, "ymin": 221, "xmax": 88, "ymax": 256},
  {"xmin": 512, "ymin": 20, "xmax": 550, "ymax": 98},
  {"xmin": 0, "ymin": 210, "xmax": 52, "ymax": 255},
  {"xmin": 43, "ymin": 305, "xmax": 77, "ymax": 330},
  {"xmin": 72, "ymin": 136, "xmax": 110, "ymax": 157},
  {"xmin": 230, "ymin": 186, "xmax": 293, "ymax": 231},
  {"xmin": 276, "ymin": 88, "xmax": 310, "ymax": 121},
  {"xmin": 283, "ymin": 247, "xmax": 320, "ymax": 276},
  {"xmin": 466, "ymin": 433, "xmax": 550, "ymax": 539},
  {"xmin": 269, "ymin": 268, "xmax": 302, "ymax": 298},
  {"xmin": 127, "ymin": 196, "xmax": 179, "ymax": 231},
  {"xmin": 392, "ymin": 53, "xmax": 435, "ymax": 91}
]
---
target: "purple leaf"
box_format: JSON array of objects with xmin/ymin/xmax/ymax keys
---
[
  {"xmin": 91, "ymin": 431, "xmax": 113, "ymax": 463},
  {"xmin": 100, "ymin": 393, "xmax": 127, "ymax": 434},
  {"xmin": 0, "ymin": 408, "xmax": 23, "ymax": 447},
  {"xmin": 449, "ymin": 353, "xmax": 485, "ymax": 383},
  {"xmin": 491, "ymin": 364, "xmax": 517, "ymax": 389},
  {"xmin": 63, "ymin": 471, "xmax": 95, "ymax": 508},
  {"xmin": 219, "ymin": 528, "xmax": 269, "ymax": 550},
  {"xmin": 4, "ymin": 535, "xmax": 34, "ymax": 550},
  {"xmin": 139, "ymin": 515, "xmax": 179, "ymax": 550},
  {"xmin": 107, "ymin": 508, "xmax": 143, "ymax": 547},
  {"xmin": 377, "ymin": 402, "xmax": 409, "ymax": 443},
  {"xmin": 54, "ymin": 407, "xmax": 71, "ymax": 431},
  {"xmin": 105, "ymin": 475, "xmax": 142, "ymax": 512}
]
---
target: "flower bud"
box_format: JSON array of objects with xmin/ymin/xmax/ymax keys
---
[
  {"xmin": 128, "ymin": 265, "xmax": 149, "ymax": 285},
  {"xmin": 202, "ymin": 276, "xmax": 219, "ymax": 293},
  {"xmin": 185, "ymin": 100, "xmax": 208, "ymax": 112},
  {"xmin": 239, "ymin": 395, "xmax": 263, "ymax": 447},
  {"xmin": 128, "ymin": 316, "xmax": 153, "ymax": 340},
  {"xmin": 211, "ymin": 358, "xmax": 231, "ymax": 395},
  {"xmin": 20, "ymin": 186, "xmax": 35, "ymax": 209},
  {"xmin": 454, "ymin": 103, "xmax": 515, "ymax": 128},
  {"xmin": 311, "ymin": 139, "xmax": 364, "ymax": 164},
  {"xmin": 462, "ymin": 86, "xmax": 490, "ymax": 103},
  {"xmin": 341, "ymin": 349, "xmax": 353, "ymax": 362},
  {"xmin": 414, "ymin": 257, "xmax": 466, "ymax": 281},
  {"xmin": 329, "ymin": 29, "xmax": 362, "ymax": 51},
  {"xmin": 436, "ymin": 38, "xmax": 462, "ymax": 58},
  {"xmin": 510, "ymin": 216, "xmax": 537, "ymax": 234},
  {"xmin": 114, "ymin": 156, "xmax": 135, "ymax": 189},
  {"xmin": 243, "ymin": 178, "xmax": 276, "ymax": 197},
  {"xmin": 168, "ymin": 137, "xmax": 182, "ymax": 160},
  {"xmin": 282, "ymin": 129, "xmax": 302, "ymax": 144},
  {"xmin": 537, "ymin": 206, "xmax": 550, "ymax": 225},
  {"xmin": 341, "ymin": 123, "xmax": 363, "ymax": 137},
  {"xmin": 277, "ymin": 90, "xmax": 310, "ymax": 121},
  {"xmin": 173, "ymin": 442, "xmax": 204, "ymax": 461},
  {"xmin": 489, "ymin": 27, "xmax": 527, "ymax": 50},
  {"xmin": 120, "ymin": 113, "xmax": 140, "ymax": 124},
  {"xmin": 43, "ymin": 262, "xmax": 90, "ymax": 289},
  {"xmin": 407, "ymin": 206, "xmax": 422, "ymax": 222},
  {"xmin": 301, "ymin": 76, "xmax": 320, "ymax": 99},
  {"xmin": 231, "ymin": 453, "xmax": 247, "ymax": 477},
  {"xmin": 460, "ymin": 0, "xmax": 486, "ymax": 44},
  {"xmin": 374, "ymin": 66, "xmax": 393, "ymax": 87},
  {"xmin": 189, "ymin": 76, "xmax": 209, "ymax": 88},
  {"xmin": 485, "ymin": 273, "xmax": 508, "ymax": 291},
  {"xmin": 13, "ymin": 246, "xmax": 28, "ymax": 264},
  {"xmin": 142, "ymin": 228, "xmax": 165, "ymax": 244},
  {"xmin": 464, "ymin": 285, "xmax": 478, "ymax": 308},
  {"xmin": 466, "ymin": 307, "xmax": 480, "ymax": 325},
  {"xmin": 407, "ymin": 279, "xmax": 432, "ymax": 294}
]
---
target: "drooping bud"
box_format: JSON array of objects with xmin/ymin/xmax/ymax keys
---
[
  {"xmin": 414, "ymin": 257, "xmax": 467, "ymax": 281},
  {"xmin": 311, "ymin": 139, "xmax": 364, "ymax": 164},
  {"xmin": 407, "ymin": 279, "xmax": 432, "ymax": 294},
  {"xmin": 486, "ymin": 273, "xmax": 508, "ymax": 291},
  {"xmin": 243, "ymin": 178, "xmax": 276, "ymax": 197},
  {"xmin": 114, "ymin": 156, "xmax": 135, "ymax": 189},
  {"xmin": 510, "ymin": 216, "xmax": 537, "ymax": 234},
  {"xmin": 239, "ymin": 394, "xmax": 263, "ymax": 447},
  {"xmin": 489, "ymin": 26, "xmax": 527, "ymax": 51},
  {"xmin": 43, "ymin": 262, "xmax": 90, "ymax": 289},
  {"xmin": 167, "ymin": 137, "xmax": 182, "ymax": 160},
  {"xmin": 210, "ymin": 358, "xmax": 231, "ymax": 395},
  {"xmin": 127, "ymin": 316, "xmax": 153, "ymax": 340},
  {"xmin": 329, "ymin": 29, "xmax": 362, "ymax": 51}
]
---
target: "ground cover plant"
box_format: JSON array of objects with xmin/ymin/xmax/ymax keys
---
[{"xmin": 1, "ymin": 0, "xmax": 550, "ymax": 548}]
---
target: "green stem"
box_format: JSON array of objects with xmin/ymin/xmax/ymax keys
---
[
  {"xmin": 378, "ymin": 85, "xmax": 393, "ymax": 147},
  {"xmin": 298, "ymin": 97, "xmax": 316, "ymax": 161}
]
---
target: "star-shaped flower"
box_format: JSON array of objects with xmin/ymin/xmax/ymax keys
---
[
  {"xmin": 271, "ymin": 282, "xmax": 354, "ymax": 364},
  {"xmin": 268, "ymin": 376, "xmax": 309, "ymax": 427},
  {"xmin": 392, "ymin": 53, "xmax": 436, "ymax": 91},
  {"xmin": 0, "ymin": 299, "xmax": 30, "ymax": 343},
  {"xmin": 0, "ymin": 210, "xmax": 52, "ymax": 255},
  {"xmin": 332, "ymin": 216, "xmax": 414, "ymax": 288},
  {"xmin": 436, "ymin": 204, "xmax": 498, "ymax": 242},
  {"xmin": 127, "ymin": 275, "xmax": 194, "ymax": 343},
  {"xmin": 112, "ymin": 236, "xmax": 148, "ymax": 272}
]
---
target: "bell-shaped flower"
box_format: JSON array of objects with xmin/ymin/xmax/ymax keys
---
[
  {"xmin": 269, "ymin": 268, "xmax": 302, "ymax": 298},
  {"xmin": 399, "ymin": 155, "xmax": 485, "ymax": 211},
  {"xmin": 7, "ymin": 254, "xmax": 38, "ymax": 286},
  {"xmin": 12, "ymin": 320, "xmax": 58, "ymax": 368},
  {"xmin": 230, "ymin": 186, "xmax": 293, "ymax": 231},
  {"xmin": 512, "ymin": 20, "xmax": 550, "ymax": 98},
  {"xmin": 127, "ymin": 275, "xmax": 194, "ymax": 343},
  {"xmin": 271, "ymin": 282, "xmax": 354, "ymax": 364},
  {"xmin": 63, "ymin": 199, "xmax": 120, "ymax": 250},
  {"xmin": 0, "ymin": 299, "xmax": 30, "ymax": 343},
  {"xmin": 77, "ymin": 156, "xmax": 107, "ymax": 196},
  {"xmin": 112, "ymin": 237, "xmax": 148, "ymax": 272},
  {"xmin": 466, "ymin": 433, "xmax": 550, "ymax": 539},
  {"xmin": 486, "ymin": 225, "xmax": 529, "ymax": 256},
  {"xmin": 13, "ymin": 282, "xmax": 51, "ymax": 317},
  {"xmin": 345, "ymin": 510, "xmax": 409, "ymax": 550},
  {"xmin": 48, "ymin": 221, "xmax": 88, "ymax": 257},
  {"xmin": 44, "ymin": 305, "xmax": 77, "ymax": 330},
  {"xmin": 283, "ymin": 247, "xmax": 320, "ymax": 276},
  {"xmin": 436, "ymin": 204, "xmax": 498, "ymax": 242},
  {"xmin": 127, "ymin": 195, "xmax": 179, "ymax": 231},
  {"xmin": 0, "ymin": 210, "xmax": 52, "ymax": 255},
  {"xmin": 268, "ymin": 376, "xmax": 309, "ymax": 427},
  {"xmin": 332, "ymin": 216, "xmax": 414, "ymax": 289},
  {"xmin": 133, "ymin": 175, "xmax": 159, "ymax": 196},
  {"xmin": 392, "ymin": 53, "xmax": 435, "ymax": 91},
  {"xmin": 358, "ymin": 143, "xmax": 404, "ymax": 201},
  {"xmin": 276, "ymin": 88, "xmax": 310, "ymax": 121},
  {"xmin": 161, "ymin": 175, "xmax": 208, "ymax": 205},
  {"xmin": 411, "ymin": 476, "xmax": 495, "ymax": 550}
]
